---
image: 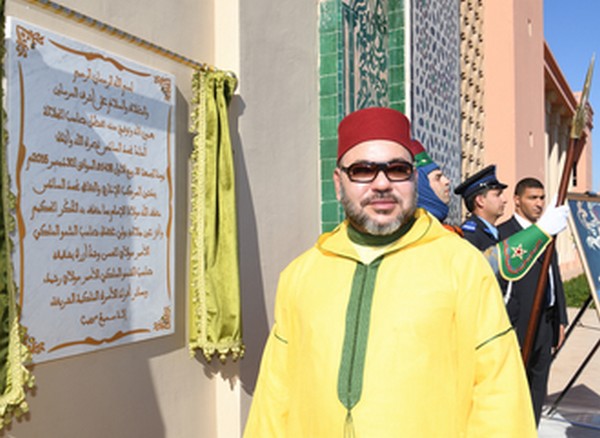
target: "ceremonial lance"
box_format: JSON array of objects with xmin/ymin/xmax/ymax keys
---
[{"xmin": 521, "ymin": 55, "xmax": 595, "ymax": 366}]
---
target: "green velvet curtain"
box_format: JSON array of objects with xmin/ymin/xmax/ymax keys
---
[
  {"xmin": 0, "ymin": 0, "xmax": 35, "ymax": 428},
  {"xmin": 189, "ymin": 70, "xmax": 243, "ymax": 362}
]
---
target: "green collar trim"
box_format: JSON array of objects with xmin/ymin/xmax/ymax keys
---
[
  {"xmin": 316, "ymin": 209, "xmax": 433, "ymax": 263},
  {"xmin": 347, "ymin": 217, "xmax": 416, "ymax": 247}
]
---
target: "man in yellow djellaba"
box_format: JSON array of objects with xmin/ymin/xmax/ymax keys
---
[{"xmin": 244, "ymin": 107, "xmax": 537, "ymax": 437}]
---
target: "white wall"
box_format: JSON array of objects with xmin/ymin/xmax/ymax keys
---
[{"xmin": 235, "ymin": 0, "xmax": 320, "ymax": 430}]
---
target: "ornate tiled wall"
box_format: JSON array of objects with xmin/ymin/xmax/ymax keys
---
[
  {"xmin": 411, "ymin": 0, "xmax": 462, "ymax": 224},
  {"xmin": 319, "ymin": 0, "xmax": 404, "ymax": 231},
  {"xmin": 319, "ymin": 0, "xmax": 462, "ymax": 229},
  {"xmin": 459, "ymin": 0, "xmax": 485, "ymax": 181}
]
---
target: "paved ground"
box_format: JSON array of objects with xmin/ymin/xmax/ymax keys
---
[{"xmin": 538, "ymin": 307, "xmax": 600, "ymax": 437}]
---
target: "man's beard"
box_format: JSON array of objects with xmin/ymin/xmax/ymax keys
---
[{"xmin": 339, "ymin": 185, "xmax": 417, "ymax": 236}]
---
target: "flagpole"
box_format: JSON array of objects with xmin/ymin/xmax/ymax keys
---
[{"xmin": 521, "ymin": 55, "xmax": 595, "ymax": 366}]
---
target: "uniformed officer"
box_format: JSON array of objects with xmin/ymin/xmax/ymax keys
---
[{"xmin": 454, "ymin": 165, "xmax": 508, "ymax": 250}]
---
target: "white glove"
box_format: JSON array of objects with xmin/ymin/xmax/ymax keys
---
[{"xmin": 537, "ymin": 199, "xmax": 569, "ymax": 235}]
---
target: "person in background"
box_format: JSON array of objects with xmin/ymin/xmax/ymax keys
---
[
  {"xmin": 244, "ymin": 107, "xmax": 536, "ymax": 437},
  {"xmin": 412, "ymin": 140, "xmax": 460, "ymax": 233},
  {"xmin": 498, "ymin": 177, "xmax": 569, "ymax": 425},
  {"xmin": 413, "ymin": 140, "xmax": 450, "ymax": 221},
  {"xmin": 416, "ymin": 148, "xmax": 568, "ymax": 277},
  {"xmin": 454, "ymin": 165, "xmax": 507, "ymax": 250}
]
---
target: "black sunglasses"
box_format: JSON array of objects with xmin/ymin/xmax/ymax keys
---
[{"xmin": 339, "ymin": 160, "xmax": 415, "ymax": 183}]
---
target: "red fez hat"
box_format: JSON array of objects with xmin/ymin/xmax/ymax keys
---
[
  {"xmin": 337, "ymin": 107, "xmax": 415, "ymax": 160},
  {"xmin": 410, "ymin": 139, "xmax": 426, "ymax": 156}
]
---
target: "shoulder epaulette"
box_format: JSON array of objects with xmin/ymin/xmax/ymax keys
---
[{"xmin": 461, "ymin": 220, "xmax": 477, "ymax": 233}]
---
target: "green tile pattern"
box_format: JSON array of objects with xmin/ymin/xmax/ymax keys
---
[
  {"xmin": 388, "ymin": 2, "xmax": 405, "ymax": 112},
  {"xmin": 319, "ymin": 0, "xmax": 342, "ymax": 232},
  {"xmin": 319, "ymin": 0, "xmax": 405, "ymax": 232}
]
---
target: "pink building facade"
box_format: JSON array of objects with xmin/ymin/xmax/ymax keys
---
[{"xmin": 474, "ymin": 0, "xmax": 593, "ymax": 278}]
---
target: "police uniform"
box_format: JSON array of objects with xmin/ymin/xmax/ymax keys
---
[
  {"xmin": 454, "ymin": 165, "xmax": 507, "ymax": 251},
  {"xmin": 459, "ymin": 215, "xmax": 498, "ymax": 251}
]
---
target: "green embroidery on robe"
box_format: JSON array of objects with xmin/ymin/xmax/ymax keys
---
[
  {"xmin": 337, "ymin": 258, "xmax": 382, "ymax": 412},
  {"xmin": 476, "ymin": 327, "xmax": 513, "ymax": 350}
]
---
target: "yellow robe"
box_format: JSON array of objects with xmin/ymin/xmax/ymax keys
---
[{"xmin": 245, "ymin": 210, "xmax": 536, "ymax": 437}]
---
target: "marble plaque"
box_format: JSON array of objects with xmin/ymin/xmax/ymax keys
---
[{"xmin": 4, "ymin": 17, "xmax": 175, "ymax": 362}]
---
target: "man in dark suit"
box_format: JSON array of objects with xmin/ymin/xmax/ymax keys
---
[
  {"xmin": 454, "ymin": 165, "xmax": 508, "ymax": 250},
  {"xmin": 497, "ymin": 177, "xmax": 568, "ymax": 425}
]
